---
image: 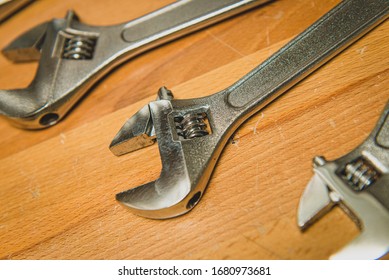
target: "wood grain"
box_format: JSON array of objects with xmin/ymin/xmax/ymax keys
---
[{"xmin": 0, "ymin": 0, "xmax": 388, "ymax": 259}]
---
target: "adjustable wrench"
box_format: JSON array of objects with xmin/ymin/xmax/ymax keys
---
[
  {"xmin": 0, "ymin": 0, "xmax": 270, "ymax": 129},
  {"xmin": 110, "ymin": 0, "xmax": 388, "ymax": 219},
  {"xmin": 298, "ymin": 101, "xmax": 389, "ymax": 259}
]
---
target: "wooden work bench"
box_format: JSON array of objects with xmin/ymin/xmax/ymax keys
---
[{"xmin": 0, "ymin": 0, "xmax": 388, "ymax": 259}]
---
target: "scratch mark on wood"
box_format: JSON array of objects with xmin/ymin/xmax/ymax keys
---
[
  {"xmin": 357, "ymin": 46, "xmax": 367, "ymax": 55},
  {"xmin": 329, "ymin": 118, "xmax": 336, "ymax": 128},
  {"xmin": 0, "ymin": 224, "xmax": 8, "ymax": 230},
  {"xmin": 206, "ymin": 31, "xmax": 245, "ymax": 58},
  {"xmin": 256, "ymin": 223, "xmax": 268, "ymax": 235},
  {"xmin": 242, "ymin": 234, "xmax": 282, "ymax": 258},
  {"xmin": 277, "ymin": 124, "xmax": 286, "ymax": 141},
  {"xmin": 253, "ymin": 113, "xmax": 264, "ymax": 135},
  {"xmin": 273, "ymin": 11, "xmax": 284, "ymax": 20},
  {"xmin": 29, "ymin": 187, "xmax": 40, "ymax": 198},
  {"xmin": 60, "ymin": 133, "xmax": 66, "ymax": 145}
]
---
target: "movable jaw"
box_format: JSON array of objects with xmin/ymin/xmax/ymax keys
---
[{"xmin": 109, "ymin": 104, "xmax": 157, "ymax": 156}]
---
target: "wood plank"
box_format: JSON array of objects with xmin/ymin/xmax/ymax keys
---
[{"xmin": 0, "ymin": 0, "xmax": 388, "ymax": 259}]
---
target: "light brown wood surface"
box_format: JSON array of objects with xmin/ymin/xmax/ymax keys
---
[{"xmin": 0, "ymin": 0, "xmax": 388, "ymax": 260}]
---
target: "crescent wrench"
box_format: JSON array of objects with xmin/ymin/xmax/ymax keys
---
[{"xmin": 110, "ymin": 0, "xmax": 388, "ymax": 219}]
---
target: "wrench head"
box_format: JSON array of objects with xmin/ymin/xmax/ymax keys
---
[
  {"xmin": 110, "ymin": 87, "xmax": 227, "ymax": 219},
  {"xmin": 298, "ymin": 102, "xmax": 389, "ymax": 259},
  {"xmin": 0, "ymin": 10, "xmax": 102, "ymax": 129},
  {"xmin": 114, "ymin": 99, "xmax": 196, "ymax": 219},
  {"xmin": 298, "ymin": 160, "xmax": 389, "ymax": 259}
]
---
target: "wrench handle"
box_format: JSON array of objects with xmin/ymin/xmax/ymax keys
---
[
  {"xmin": 121, "ymin": 0, "xmax": 269, "ymax": 46},
  {"xmin": 226, "ymin": 0, "xmax": 389, "ymax": 110}
]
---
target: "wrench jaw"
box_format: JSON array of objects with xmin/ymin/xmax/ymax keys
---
[
  {"xmin": 109, "ymin": 104, "xmax": 156, "ymax": 156},
  {"xmin": 112, "ymin": 99, "xmax": 208, "ymax": 219},
  {"xmin": 0, "ymin": 19, "xmax": 57, "ymax": 128},
  {"xmin": 297, "ymin": 172, "xmax": 335, "ymax": 231},
  {"xmin": 2, "ymin": 21, "xmax": 48, "ymax": 62},
  {"xmin": 0, "ymin": 10, "xmax": 110, "ymax": 129},
  {"xmin": 0, "ymin": 11, "xmax": 75, "ymax": 129},
  {"xmin": 1, "ymin": 10, "xmax": 82, "ymax": 62},
  {"xmin": 114, "ymin": 119, "xmax": 195, "ymax": 220},
  {"xmin": 109, "ymin": 87, "xmax": 174, "ymax": 156}
]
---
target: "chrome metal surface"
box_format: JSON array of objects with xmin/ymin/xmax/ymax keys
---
[
  {"xmin": 0, "ymin": 0, "xmax": 270, "ymax": 129},
  {"xmin": 111, "ymin": 0, "xmax": 389, "ymax": 219},
  {"xmin": 298, "ymin": 101, "xmax": 389, "ymax": 259}
]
